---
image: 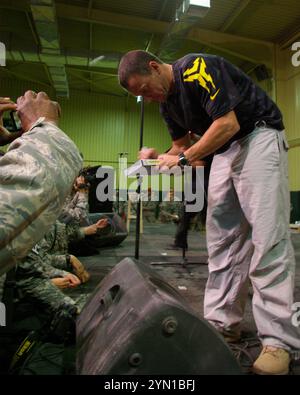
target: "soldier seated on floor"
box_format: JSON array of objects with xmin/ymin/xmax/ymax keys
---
[
  {"xmin": 59, "ymin": 167, "xmax": 107, "ymax": 228},
  {"xmin": 1, "ymin": 252, "xmax": 80, "ymax": 374},
  {"xmin": 18, "ymin": 243, "xmax": 90, "ymax": 291},
  {"xmin": 36, "ymin": 218, "xmax": 109, "ymax": 260},
  {"xmin": 4, "ymin": 248, "xmax": 81, "ymax": 344},
  {"xmin": 59, "ymin": 170, "xmax": 91, "ymax": 226},
  {"xmin": 1, "ymin": 247, "xmax": 82, "ymax": 349},
  {"xmin": 31, "ymin": 220, "xmax": 106, "ymax": 282}
]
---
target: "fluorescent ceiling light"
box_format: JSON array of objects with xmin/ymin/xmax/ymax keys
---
[
  {"xmin": 190, "ymin": 0, "xmax": 210, "ymax": 7},
  {"xmin": 177, "ymin": 0, "xmax": 211, "ymax": 20}
]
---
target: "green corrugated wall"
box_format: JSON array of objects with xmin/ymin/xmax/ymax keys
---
[
  {"xmin": 276, "ymin": 45, "xmax": 300, "ymax": 192},
  {"xmin": 0, "ymin": 77, "xmax": 171, "ymax": 170}
]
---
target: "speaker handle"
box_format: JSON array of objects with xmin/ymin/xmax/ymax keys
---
[{"xmin": 100, "ymin": 285, "xmax": 120, "ymax": 314}]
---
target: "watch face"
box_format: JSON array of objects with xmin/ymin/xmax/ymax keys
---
[
  {"xmin": 179, "ymin": 154, "xmax": 187, "ymax": 165},
  {"xmin": 178, "ymin": 153, "xmax": 188, "ymax": 166}
]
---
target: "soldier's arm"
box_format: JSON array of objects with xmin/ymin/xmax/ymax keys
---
[
  {"xmin": 18, "ymin": 249, "xmax": 69, "ymax": 280},
  {"xmin": 0, "ymin": 120, "xmax": 82, "ymax": 275},
  {"xmin": 16, "ymin": 275, "xmax": 76, "ymax": 314},
  {"xmin": 65, "ymin": 221, "xmax": 86, "ymax": 243},
  {"xmin": 62, "ymin": 191, "xmax": 89, "ymax": 224},
  {"xmin": 47, "ymin": 253, "xmax": 71, "ymax": 271}
]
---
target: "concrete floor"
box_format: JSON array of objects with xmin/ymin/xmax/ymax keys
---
[{"xmin": 69, "ymin": 222, "xmax": 300, "ymax": 375}]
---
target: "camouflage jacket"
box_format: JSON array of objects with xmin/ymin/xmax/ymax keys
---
[
  {"xmin": 17, "ymin": 244, "xmax": 70, "ymax": 280},
  {"xmin": 0, "ymin": 220, "xmax": 85, "ymax": 301},
  {"xmin": 16, "ymin": 246, "xmax": 76, "ymax": 314},
  {"xmin": 59, "ymin": 191, "xmax": 89, "ymax": 226},
  {"xmin": 36, "ymin": 220, "xmax": 85, "ymax": 269},
  {"xmin": 0, "ymin": 118, "xmax": 82, "ymax": 275}
]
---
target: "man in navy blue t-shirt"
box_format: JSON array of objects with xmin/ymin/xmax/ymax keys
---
[{"xmin": 118, "ymin": 50, "xmax": 299, "ymax": 375}]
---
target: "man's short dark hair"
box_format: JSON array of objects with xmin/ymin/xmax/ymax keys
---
[{"xmin": 118, "ymin": 50, "xmax": 163, "ymax": 89}]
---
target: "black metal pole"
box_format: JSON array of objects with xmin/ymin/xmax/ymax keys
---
[{"xmin": 135, "ymin": 97, "xmax": 144, "ymax": 260}]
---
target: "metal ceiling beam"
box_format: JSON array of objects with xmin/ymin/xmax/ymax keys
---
[
  {"xmin": 220, "ymin": 0, "xmax": 252, "ymax": 32},
  {"xmin": 66, "ymin": 66, "xmax": 117, "ymax": 77},
  {"xmin": 30, "ymin": 0, "xmax": 69, "ymax": 97},
  {"xmin": 2, "ymin": 2, "xmax": 276, "ymax": 76},
  {"xmin": 4, "ymin": 41, "xmax": 121, "ymax": 70},
  {"xmin": 25, "ymin": 11, "xmax": 40, "ymax": 46},
  {"xmin": 198, "ymin": 0, "xmax": 252, "ymax": 68},
  {"xmin": 4, "ymin": 25, "xmax": 274, "ymax": 70},
  {"xmin": 145, "ymin": 0, "xmax": 169, "ymax": 52},
  {"xmin": 156, "ymin": 2, "xmax": 269, "ymax": 62},
  {"xmin": 279, "ymin": 27, "xmax": 300, "ymax": 50},
  {"xmin": 188, "ymin": 27, "xmax": 274, "ymax": 65},
  {"xmin": 157, "ymin": 0, "xmax": 210, "ymax": 61},
  {"xmin": 56, "ymin": 3, "xmax": 169, "ymax": 34},
  {"xmin": 189, "ymin": 27, "xmax": 274, "ymax": 48}
]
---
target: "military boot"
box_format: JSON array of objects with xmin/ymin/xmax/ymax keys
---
[{"xmin": 252, "ymin": 346, "xmax": 290, "ymax": 375}]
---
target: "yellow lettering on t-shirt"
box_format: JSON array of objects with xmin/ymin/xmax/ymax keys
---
[{"xmin": 183, "ymin": 57, "xmax": 220, "ymax": 100}]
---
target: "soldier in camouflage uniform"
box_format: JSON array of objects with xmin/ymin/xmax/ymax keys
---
[
  {"xmin": 15, "ymin": 247, "xmax": 79, "ymax": 314},
  {"xmin": 38, "ymin": 220, "xmax": 85, "ymax": 259},
  {"xmin": 36, "ymin": 218, "xmax": 108, "ymax": 263},
  {"xmin": 30, "ymin": 217, "xmax": 108, "ymax": 287},
  {"xmin": 59, "ymin": 174, "xmax": 90, "ymax": 226},
  {"xmin": 0, "ymin": 92, "xmax": 82, "ymax": 276},
  {"xmin": 23, "ymin": 218, "xmax": 109, "ymax": 305},
  {"xmin": 11, "ymin": 219, "xmax": 112, "ymax": 326},
  {"xmin": 13, "ymin": 240, "xmax": 88, "ymax": 317},
  {"xmin": 0, "ymin": 93, "xmax": 82, "ymax": 305},
  {"xmin": 9, "ymin": 233, "xmax": 97, "ymax": 333},
  {"xmin": 0, "ymin": 92, "xmax": 82, "ymax": 373}
]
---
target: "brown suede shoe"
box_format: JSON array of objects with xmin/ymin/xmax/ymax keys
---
[{"xmin": 252, "ymin": 346, "xmax": 290, "ymax": 375}]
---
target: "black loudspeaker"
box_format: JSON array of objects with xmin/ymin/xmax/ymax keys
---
[
  {"xmin": 290, "ymin": 191, "xmax": 300, "ymax": 223},
  {"xmin": 77, "ymin": 258, "xmax": 242, "ymax": 375},
  {"xmin": 88, "ymin": 212, "xmax": 128, "ymax": 247},
  {"xmin": 85, "ymin": 166, "xmax": 114, "ymax": 213}
]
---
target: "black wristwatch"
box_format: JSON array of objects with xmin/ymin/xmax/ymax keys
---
[{"xmin": 177, "ymin": 152, "xmax": 189, "ymax": 168}]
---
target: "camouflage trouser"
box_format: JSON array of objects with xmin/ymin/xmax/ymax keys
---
[{"xmin": 16, "ymin": 276, "xmax": 76, "ymax": 316}]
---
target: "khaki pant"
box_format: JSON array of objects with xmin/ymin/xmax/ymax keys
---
[{"xmin": 204, "ymin": 125, "xmax": 300, "ymax": 351}]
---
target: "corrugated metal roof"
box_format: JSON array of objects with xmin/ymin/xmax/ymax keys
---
[
  {"xmin": 226, "ymin": 0, "xmax": 300, "ymax": 42},
  {"xmin": 91, "ymin": 0, "xmax": 180, "ymax": 22},
  {"xmin": 195, "ymin": 0, "xmax": 242, "ymax": 31},
  {"xmin": 1, "ymin": 0, "xmax": 300, "ymax": 95}
]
